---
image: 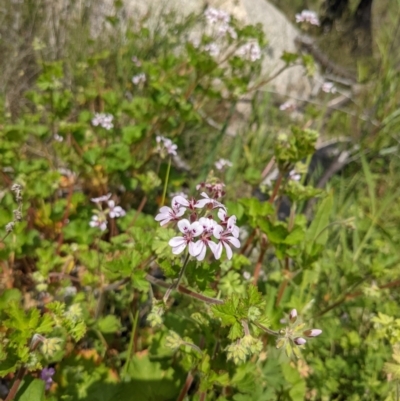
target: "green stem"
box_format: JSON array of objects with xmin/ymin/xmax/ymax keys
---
[
  {"xmin": 122, "ymin": 310, "xmax": 139, "ymax": 378},
  {"xmin": 161, "ymin": 156, "xmax": 172, "ymax": 206},
  {"xmin": 163, "ymin": 253, "xmax": 190, "ymax": 303}
]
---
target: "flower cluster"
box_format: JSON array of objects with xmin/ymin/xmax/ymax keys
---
[
  {"xmin": 155, "ymin": 189, "xmax": 240, "ymax": 261},
  {"xmin": 321, "ymin": 81, "xmax": 336, "ymax": 94},
  {"xmin": 132, "ymin": 72, "xmax": 146, "ymax": 85},
  {"xmin": 40, "ymin": 367, "xmax": 55, "ymax": 390},
  {"xmin": 295, "ymin": 10, "xmax": 320, "ymax": 26},
  {"xmin": 204, "ymin": 42, "xmax": 220, "ymax": 57},
  {"xmin": 204, "ymin": 7, "xmax": 237, "ymax": 39},
  {"xmin": 236, "ymin": 42, "xmax": 262, "ymax": 62},
  {"xmin": 89, "ymin": 193, "xmax": 126, "ymax": 231},
  {"xmin": 156, "ymin": 135, "xmax": 178, "ymax": 157},
  {"xmin": 91, "ymin": 113, "xmax": 114, "ymax": 130},
  {"xmin": 215, "ymin": 158, "xmax": 233, "ymax": 171},
  {"xmin": 276, "ymin": 309, "xmax": 322, "ymax": 357}
]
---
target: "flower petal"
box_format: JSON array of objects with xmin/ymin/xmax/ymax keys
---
[
  {"xmin": 223, "ymin": 242, "xmax": 233, "ymax": 259},
  {"xmin": 169, "ymin": 237, "xmax": 186, "ymax": 247},
  {"xmin": 178, "ymin": 219, "xmax": 191, "ymax": 233},
  {"xmin": 227, "ymin": 236, "xmax": 240, "ymax": 248}
]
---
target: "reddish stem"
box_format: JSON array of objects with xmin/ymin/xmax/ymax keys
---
[
  {"xmin": 176, "ymin": 372, "xmax": 194, "ymax": 401},
  {"xmin": 268, "ymin": 172, "xmax": 283, "ymax": 204}
]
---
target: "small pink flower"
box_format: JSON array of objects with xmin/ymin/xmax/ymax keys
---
[
  {"xmin": 204, "ymin": 7, "xmax": 230, "ymax": 25},
  {"xmin": 211, "ymin": 224, "xmax": 241, "ymax": 259},
  {"xmin": 321, "ymin": 82, "xmax": 336, "ymax": 94},
  {"xmin": 193, "ymin": 217, "xmax": 219, "ymax": 261},
  {"xmin": 215, "ymin": 158, "xmax": 233, "ymax": 170},
  {"xmin": 156, "ymin": 135, "xmax": 178, "ymax": 157},
  {"xmin": 218, "ymin": 209, "xmax": 239, "ymax": 238},
  {"xmin": 295, "ymin": 10, "xmax": 320, "ymax": 26},
  {"xmin": 132, "ymin": 73, "xmax": 146, "ymax": 85},
  {"xmin": 237, "ymin": 42, "xmax": 261, "ymax": 62},
  {"xmin": 279, "ymin": 100, "xmax": 297, "ymax": 112},
  {"xmin": 91, "ymin": 193, "xmax": 112, "ymax": 204},
  {"xmin": 155, "ymin": 195, "xmax": 186, "ymax": 226},
  {"xmin": 107, "ymin": 200, "xmax": 126, "ymax": 218},
  {"xmin": 89, "ymin": 215, "xmax": 107, "ymax": 231},
  {"xmin": 168, "ymin": 219, "xmax": 204, "ymax": 256}
]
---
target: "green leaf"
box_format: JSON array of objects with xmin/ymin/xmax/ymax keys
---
[
  {"xmin": 97, "ymin": 315, "xmax": 121, "ymax": 334},
  {"xmin": 305, "ymin": 193, "xmax": 333, "ymax": 250},
  {"xmin": 212, "ymin": 298, "xmax": 238, "ymax": 326},
  {"xmin": 15, "ymin": 377, "xmax": 45, "ymax": 401},
  {"xmin": 228, "ymin": 321, "xmax": 243, "ymax": 340}
]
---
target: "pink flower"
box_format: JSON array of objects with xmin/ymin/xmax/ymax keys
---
[
  {"xmin": 194, "ymin": 217, "xmax": 218, "ymax": 261},
  {"xmin": 218, "ymin": 209, "xmax": 239, "ymax": 238},
  {"xmin": 211, "ymin": 224, "xmax": 241, "ymax": 259},
  {"xmin": 215, "ymin": 158, "xmax": 233, "ymax": 170},
  {"xmin": 295, "ymin": 10, "xmax": 320, "ymax": 26},
  {"xmin": 89, "ymin": 215, "xmax": 107, "ymax": 231},
  {"xmin": 321, "ymin": 82, "xmax": 336, "ymax": 94},
  {"xmin": 168, "ymin": 219, "xmax": 204, "ymax": 256},
  {"xmin": 132, "ymin": 73, "xmax": 146, "ymax": 85},
  {"xmin": 155, "ymin": 195, "xmax": 186, "ymax": 226},
  {"xmin": 107, "ymin": 200, "xmax": 126, "ymax": 218},
  {"xmin": 91, "ymin": 113, "xmax": 114, "ymax": 130},
  {"xmin": 156, "ymin": 135, "xmax": 178, "ymax": 157},
  {"xmin": 279, "ymin": 100, "xmax": 297, "ymax": 112},
  {"xmin": 91, "ymin": 193, "xmax": 112, "ymax": 204},
  {"xmin": 237, "ymin": 42, "xmax": 262, "ymax": 62},
  {"xmin": 204, "ymin": 7, "xmax": 230, "ymax": 25}
]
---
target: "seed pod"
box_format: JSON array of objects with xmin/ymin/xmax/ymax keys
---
[
  {"xmin": 303, "ymin": 329, "xmax": 322, "ymax": 337},
  {"xmin": 294, "ymin": 337, "xmax": 307, "ymax": 346}
]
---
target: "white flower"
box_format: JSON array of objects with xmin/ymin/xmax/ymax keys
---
[
  {"xmin": 217, "ymin": 24, "xmax": 237, "ymax": 39},
  {"xmin": 91, "ymin": 113, "xmax": 114, "ymax": 130},
  {"xmin": 54, "ymin": 134, "xmax": 63, "ymax": 142},
  {"xmin": 289, "ymin": 170, "xmax": 301, "ymax": 181},
  {"xmin": 215, "ymin": 158, "xmax": 233, "ymax": 170},
  {"xmin": 89, "ymin": 215, "xmax": 107, "ymax": 231},
  {"xmin": 156, "ymin": 135, "xmax": 178, "ymax": 157},
  {"xmin": 204, "ymin": 7, "xmax": 230, "ymax": 25},
  {"xmin": 204, "ymin": 43, "xmax": 220, "ymax": 58},
  {"xmin": 211, "ymin": 224, "xmax": 241, "ymax": 259},
  {"xmin": 168, "ymin": 219, "xmax": 204, "ymax": 257},
  {"xmin": 295, "ymin": 10, "xmax": 320, "ymax": 26},
  {"xmin": 91, "ymin": 193, "xmax": 112, "ymax": 204},
  {"xmin": 237, "ymin": 42, "xmax": 261, "ymax": 62},
  {"xmin": 132, "ymin": 73, "xmax": 146, "ymax": 85},
  {"xmin": 194, "ymin": 217, "xmax": 219, "ymax": 261},
  {"xmin": 279, "ymin": 100, "xmax": 296, "ymax": 112},
  {"xmin": 321, "ymin": 82, "xmax": 336, "ymax": 94},
  {"xmin": 218, "ymin": 209, "xmax": 239, "ymax": 238},
  {"xmin": 155, "ymin": 196, "xmax": 186, "ymax": 226},
  {"xmin": 243, "ymin": 271, "xmax": 251, "ymax": 280},
  {"xmin": 107, "ymin": 200, "xmax": 126, "ymax": 218}
]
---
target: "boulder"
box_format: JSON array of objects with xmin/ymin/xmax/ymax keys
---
[{"xmin": 99, "ymin": 0, "xmax": 317, "ymax": 99}]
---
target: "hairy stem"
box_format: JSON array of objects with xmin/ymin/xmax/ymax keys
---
[{"xmin": 163, "ymin": 253, "xmax": 190, "ymax": 303}]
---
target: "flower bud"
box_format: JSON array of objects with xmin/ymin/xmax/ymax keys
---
[
  {"xmin": 289, "ymin": 309, "xmax": 297, "ymax": 323},
  {"xmin": 294, "ymin": 337, "xmax": 307, "ymax": 346},
  {"xmin": 303, "ymin": 329, "xmax": 322, "ymax": 337}
]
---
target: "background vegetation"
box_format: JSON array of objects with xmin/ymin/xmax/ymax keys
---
[{"xmin": 1, "ymin": 0, "xmax": 400, "ymax": 400}]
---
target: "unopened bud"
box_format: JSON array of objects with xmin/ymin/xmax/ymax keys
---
[
  {"xmin": 303, "ymin": 329, "xmax": 322, "ymax": 337},
  {"xmin": 13, "ymin": 209, "xmax": 22, "ymax": 222},
  {"xmin": 289, "ymin": 309, "xmax": 297, "ymax": 323},
  {"xmin": 5, "ymin": 222, "xmax": 15, "ymax": 233},
  {"xmin": 294, "ymin": 337, "xmax": 307, "ymax": 346}
]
